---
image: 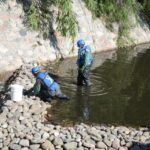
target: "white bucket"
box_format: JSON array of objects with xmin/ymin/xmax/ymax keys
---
[{"xmin": 10, "ymin": 84, "xmax": 24, "ymax": 102}]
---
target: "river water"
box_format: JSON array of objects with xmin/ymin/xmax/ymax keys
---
[{"xmin": 48, "ymin": 44, "xmax": 150, "ymax": 127}]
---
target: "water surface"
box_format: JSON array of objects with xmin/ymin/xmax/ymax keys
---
[{"xmin": 46, "ymin": 45, "xmax": 150, "ymax": 126}]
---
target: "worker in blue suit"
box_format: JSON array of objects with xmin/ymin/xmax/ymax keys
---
[
  {"xmin": 24, "ymin": 66, "xmax": 69, "ymax": 102},
  {"xmin": 76, "ymin": 39, "xmax": 94, "ymax": 86}
]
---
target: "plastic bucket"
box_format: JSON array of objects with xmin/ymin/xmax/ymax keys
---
[{"xmin": 10, "ymin": 84, "xmax": 23, "ymax": 102}]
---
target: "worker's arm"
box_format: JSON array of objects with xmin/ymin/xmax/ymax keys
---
[
  {"xmin": 32, "ymin": 79, "xmax": 41, "ymax": 95},
  {"xmin": 24, "ymin": 79, "xmax": 41, "ymax": 96}
]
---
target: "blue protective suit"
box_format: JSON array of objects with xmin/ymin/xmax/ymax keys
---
[
  {"xmin": 77, "ymin": 45, "xmax": 93, "ymax": 86},
  {"xmin": 77, "ymin": 45, "xmax": 93, "ymax": 68},
  {"xmin": 37, "ymin": 72, "xmax": 59, "ymax": 91},
  {"xmin": 26, "ymin": 72, "xmax": 69, "ymax": 101}
]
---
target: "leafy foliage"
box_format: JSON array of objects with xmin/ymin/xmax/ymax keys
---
[
  {"xmin": 143, "ymin": 0, "xmax": 150, "ymax": 21},
  {"xmin": 24, "ymin": 0, "xmax": 77, "ymax": 39},
  {"xmin": 84, "ymin": 0, "xmax": 141, "ymax": 47},
  {"xmin": 57, "ymin": 0, "xmax": 77, "ymax": 39}
]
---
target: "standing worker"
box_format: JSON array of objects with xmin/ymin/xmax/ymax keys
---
[
  {"xmin": 24, "ymin": 66, "xmax": 69, "ymax": 102},
  {"xmin": 76, "ymin": 39, "xmax": 94, "ymax": 86}
]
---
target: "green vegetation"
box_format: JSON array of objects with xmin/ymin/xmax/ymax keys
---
[
  {"xmin": 21, "ymin": 0, "xmax": 149, "ymax": 46},
  {"xmin": 84, "ymin": 0, "xmax": 141, "ymax": 47},
  {"xmin": 57, "ymin": 0, "xmax": 77, "ymax": 39},
  {"xmin": 143, "ymin": 0, "xmax": 150, "ymax": 21},
  {"xmin": 23, "ymin": 0, "xmax": 77, "ymax": 39}
]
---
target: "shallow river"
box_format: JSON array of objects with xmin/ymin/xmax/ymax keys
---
[{"xmin": 48, "ymin": 44, "xmax": 150, "ymax": 127}]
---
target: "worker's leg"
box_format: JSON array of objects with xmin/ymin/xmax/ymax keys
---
[
  {"xmin": 83, "ymin": 66, "xmax": 92, "ymax": 86},
  {"xmin": 77, "ymin": 69, "xmax": 84, "ymax": 86},
  {"xmin": 39, "ymin": 90, "xmax": 52, "ymax": 102},
  {"xmin": 55, "ymin": 86, "xmax": 70, "ymax": 100}
]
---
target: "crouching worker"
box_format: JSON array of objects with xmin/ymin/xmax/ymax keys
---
[{"xmin": 24, "ymin": 66, "xmax": 70, "ymax": 102}]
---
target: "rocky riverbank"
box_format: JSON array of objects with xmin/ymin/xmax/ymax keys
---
[{"xmin": 0, "ymin": 64, "xmax": 150, "ymax": 150}]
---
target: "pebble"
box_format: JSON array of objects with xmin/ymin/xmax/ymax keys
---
[
  {"xmin": 19, "ymin": 139, "xmax": 29, "ymax": 147},
  {"xmin": 96, "ymin": 141, "xmax": 107, "ymax": 149},
  {"xmin": 30, "ymin": 144, "xmax": 40, "ymax": 150},
  {"xmin": 64, "ymin": 142, "xmax": 78, "ymax": 150}
]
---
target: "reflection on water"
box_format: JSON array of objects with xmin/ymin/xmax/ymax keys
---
[{"xmin": 48, "ymin": 45, "xmax": 150, "ymax": 127}]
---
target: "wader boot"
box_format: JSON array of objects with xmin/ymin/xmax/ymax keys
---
[{"xmin": 77, "ymin": 66, "xmax": 92, "ymax": 86}]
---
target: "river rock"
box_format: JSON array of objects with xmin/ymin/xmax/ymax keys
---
[
  {"xmin": 19, "ymin": 139, "xmax": 29, "ymax": 147},
  {"xmin": 12, "ymin": 138, "xmax": 20, "ymax": 144},
  {"xmin": 0, "ymin": 132, "xmax": 3, "ymax": 138},
  {"xmin": 76, "ymin": 147, "xmax": 84, "ymax": 150},
  {"xmin": 96, "ymin": 141, "xmax": 107, "ymax": 149},
  {"xmin": 0, "ymin": 142, "xmax": 3, "ymax": 148},
  {"xmin": 1, "ymin": 146, "xmax": 9, "ymax": 150},
  {"xmin": 36, "ymin": 122, "xmax": 44, "ymax": 129},
  {"xmin": 126, "ymin": 141, "xmax": 133, "ymax": 148},
  {"xmin": 29, "ymin": 104, "xmax": 43, "ymax": 115},
  {"xmin": 30, "ymin": 144, "xmax": 40, "ymax": 150},
  {"xmin": 41, "ymin": 140, "xmax": 55, "ymax": 150},
  {"xmin": 64, "ymin": 142, "xmax": 78, "ymax": 150},
  {"xmin": 42, "ymin": 132, "xmax": 50, "ymax": 140},
  {"xmin": 31, "ymin": 133, "xmax": 42, "ymax": 144},
  {"xmin": 119, "ymin": 147, "xmax": 128, "ymax": 150},
  {"xmin": 0, "ymin": 114, "xmax": 7, "ymax": 124},
  {"xmin": 112, "ymin": 139, "xmax": 120, "ymax": 149},
  {"xmin": 21, "ymin": 148, "xmax": 29, "ymax": 150},
  {"xmin": 2, "ymin": 123, "xmax": 8, "ymax": 129},
  {"xmin": 87, "ymin": 129, "xmax": 101, "ymax": 139},
  {"xmin": 53, "ymin": 137, "xmax": 63, "ymax": 146},
  {"xmin": 140, "ymin": 135, "xmax": 147, "ymax": 142},
  {"xmin": 9, "ymin": 144, "xmax": 21, "ymax": 150},
  {"xmin": 104, "ymin": 138, "xmax": 112, "ymax": 147},
  {"xmin": 3, "ymin": 137, "xmax": 11, "ymax": 146},
  {"xmin": 82, "ymin": 141, "xmax": 95, "ymax": 148}
]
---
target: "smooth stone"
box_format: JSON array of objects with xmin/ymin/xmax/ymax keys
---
[
  {"xmin": 104, "ymin": 139, "xmax": 112, "ymax": 147},
  {"xmin": 64, "ymin": 142, "xmax": 78, "ymax": 150},
  {"xmin": 0, "ymin": 132, "xmax": 3, "ymax": 138},
  {"xmin": 42, "ymin": 132, "xmax": 50, "ymax": 140},
  {"xmin": 9, "ymin": 144, "xmax": 21, "ymax": 150},
  {"xmin": 53, "ymin": 137, "xmax": 63, "ymax": 146},
  {"xmin": 21, "ymin": 148, "xmax": 29, "ymax": 150},
  {"xmin": 3, "ymin": 137, "xmax": 11, "ymax": 146},
  {"xmin": 11, "ymin": 138, "xmax": 20, "ymax": 144},
  {"xmin": 126, "ymin": 141, "xmax": 133, "ymax": 148},
  {"xmin": 2, "ymin": 123, "xmax": 8, "ymax": 129},
  {"xmin": 0, "ymin": 143, "xmax": 3, "ymax": 148},
  {"xmin": 82, "ymin": 141, "xmax": 95, "ymax": 148},
  {"xmin": 76, "ymin": 147, "xmax": 84, "ymax": 150},
  {"xmin": 96, "ymin": 141, "xmax": 107, "ymax": 149},
  {"xmin": 1, "ymin": 146, "xmax": 9, "ymax": 150},
  {"xmin": 41, "ymin": 140, "xmax": 55, "ymax": 150},
  {"xmin": 19, "ymin": 139, "xmax": 29, "ymax": 147},
  {"xmin": 112, "ymin": 139, "xmax": 120, "ymax": 149},
  {"xmin": 119, "ymin": 147, "xmax": 128, "ymax": 150},
  {"xmin": 30, "ymin": 144, "xmax": 40, "ymax": 150}
]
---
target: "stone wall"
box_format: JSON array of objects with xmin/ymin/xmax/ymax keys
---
[{"xmin": 0, "ymin": 0, "xmax": 150, "ymax": 73}]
